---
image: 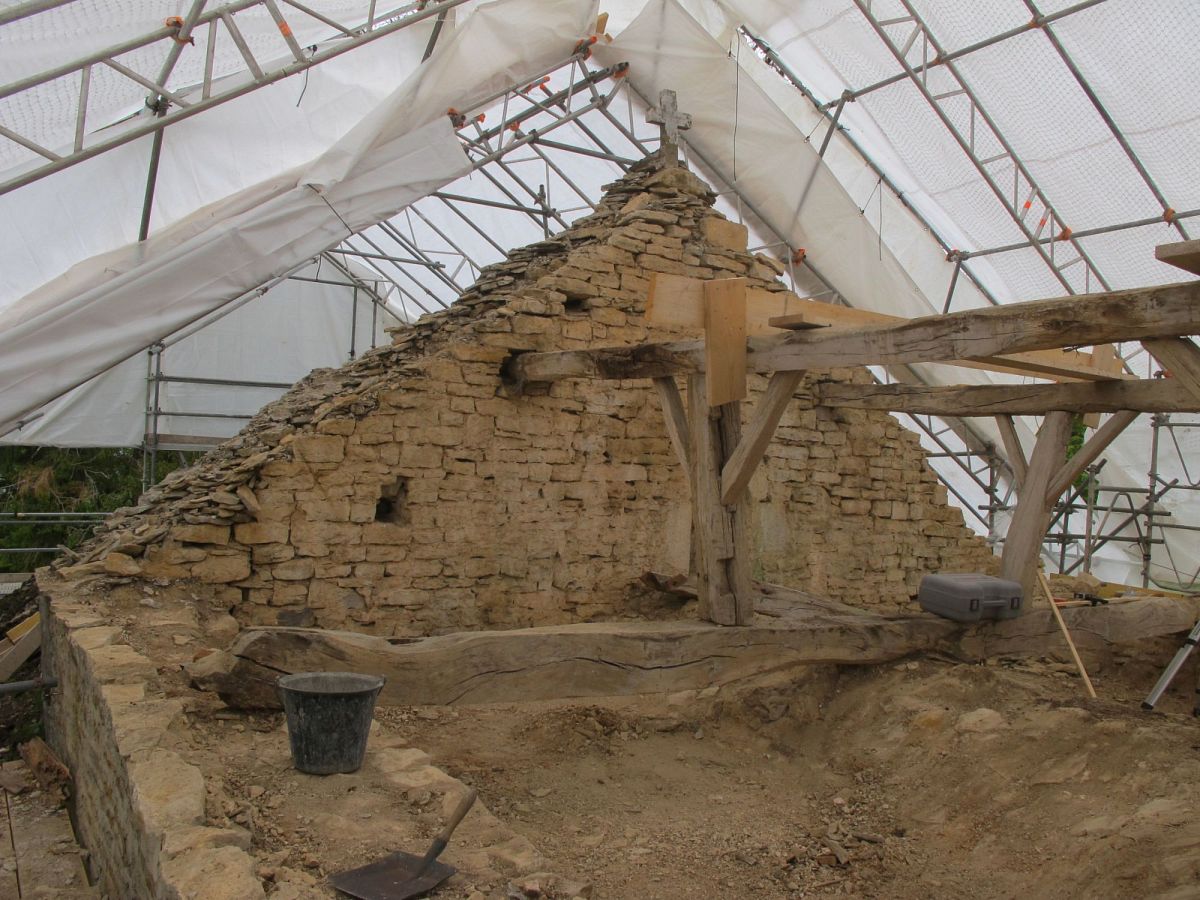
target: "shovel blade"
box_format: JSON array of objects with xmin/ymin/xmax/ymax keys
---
[{"xmin": 330, "ymin": 850, "xmax": 456, "ymax": 900}]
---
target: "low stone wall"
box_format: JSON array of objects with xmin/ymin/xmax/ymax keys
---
[{"xmin": 39, "ymin": 570, "xmax": 263, "ymax": 900}]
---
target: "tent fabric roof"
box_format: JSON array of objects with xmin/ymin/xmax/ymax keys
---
[{"xmin": 0, "ymin": 0, "xmax": 1197, "ymax": 587}]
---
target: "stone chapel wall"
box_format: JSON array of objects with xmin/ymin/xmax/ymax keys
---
[{"xmin": 60, "ymin": 160, "xmax": 994, "ymax": 635}]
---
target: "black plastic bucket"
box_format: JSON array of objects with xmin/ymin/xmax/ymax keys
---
[{"xmin": 277, "ymin": 672, "xmax": 385, "ymax": 775}]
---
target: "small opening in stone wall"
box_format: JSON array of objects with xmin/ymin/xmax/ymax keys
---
[
  {"xmin": 375, "ymin": 477, "xmax": 410, "ymax": 524},
  {"xmin": 563, "ymin": 297, "xmax": 588, "ymax": 313}
]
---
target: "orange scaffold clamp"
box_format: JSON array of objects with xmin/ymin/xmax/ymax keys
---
[{"xmin": 164, "ymin": 16, "xmax": 195, "ymax": 46}]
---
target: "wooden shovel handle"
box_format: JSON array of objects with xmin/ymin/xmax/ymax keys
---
[{"xmin": 436, "ymin": 787, "xmax": 477, "ymax": 844}]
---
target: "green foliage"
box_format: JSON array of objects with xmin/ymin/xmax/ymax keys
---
[
  {"xmin": 1065, "ymin": 414, "xmax": 1096, "ymax": 496},
  {"xmin": 0, "ymin": 447, "xmax": 190, "ymax": 573}
]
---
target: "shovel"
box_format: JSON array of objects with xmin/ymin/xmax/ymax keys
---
[{"xmin": 330, "ymin": 788, "xmax": 478, "ymax": 900}]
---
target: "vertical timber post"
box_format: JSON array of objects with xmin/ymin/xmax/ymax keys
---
[
  {"xmin": 999, "ymin": 411, "xmax": 1072, "ymax": 604},
  {"xmin": 687, "ymin": 374, "xmax": 752, "ymax": 625}
]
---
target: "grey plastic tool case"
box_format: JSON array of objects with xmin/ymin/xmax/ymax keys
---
[{"xmin": 918, "ymin": 574, "xmax": 1023, "ymax": 622}]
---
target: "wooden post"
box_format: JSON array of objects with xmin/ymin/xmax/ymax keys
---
[
  {"xmin": 687, "ymin": 374, "xmax": 752, "ymax": 625},
  {"xmin": 999, "ymin": 411, "xmax": 1072, "ymax": 604}
]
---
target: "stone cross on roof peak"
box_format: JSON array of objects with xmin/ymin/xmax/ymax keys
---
[{"xmin": 646, "ymin": 89, "xmax": 692, "ymax": 166}]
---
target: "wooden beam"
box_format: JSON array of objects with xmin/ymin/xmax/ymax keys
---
[
  {"xmin": 812, "ymin": 378, "xmax": 1200, "ymax": 416},
  {"xmin": 651, "ymin": 377, "xmax": 690, "ymax": 469},
  {"xmin": 188, "ymin": 610, "xmax": 963, "ymax": 709},
  {"xmin": 507, "ymin": 281, "xmax": 1200, "ymax": 389},
  {"xmin": 1155, "ymin": 238, "xmax": 1200, "ymax": 276},
  {"xmin": 994, "ymin": 414, "xmax": 1027, "ymax": 489},
  {"xmin": 647, "ymin": 272, "xmax": 796, "ymax": 337},
  {"xmin": 1142, "ymin": 337, "xmax": 1200, "ymax": 402},
  {"xmin": 770, "ymin": 304, "xmax": 1128, "ymax": 383},
  {"xmin": 1081, "ymin": 343, "xmax": 1125, "ymax": 427},
  {"xmin": 652, "ymin": 273, "xmax": 1123, "ymax": 382},
  {"xmin": 999, "ymin": 411, "xmax": 1072, "ymax": 603},
  {"xmin": 0, "ymin": 622, "xmax": 41, "ymax": 682},
  {"xmin": 1045, "ymin": 410, "xmax": 1139, "ymax": 502},
  {"xmin": 720, "ymin": 371, "xmax": 804, "ymax": 506},
  {"xmin": 702, "ymin": 278, "xmax": 748, "ymax": 406},
  {"xmin": 756, "ymin": 281, "xmax": 1200, "ymax": 374},
  {"xmin": 687, "ymin": 375, "xmax": 752, "ymax": 625}
]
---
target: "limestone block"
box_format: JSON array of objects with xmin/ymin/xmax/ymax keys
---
[
  {"xmin": 292, "ymin": 434, "xmax": 345, "ymax": 464},
  {"xmin": 236, "ymin": 484, "xmax": 262, "ymax": 516},
  {"xmin": 234, "ymin": 521, "xmax": 289, "ymax": 545},
  {"xmin": 103, "ymin": 551, "xmax": 142, "ymax": 576},
  {"xmin": 87, "ymin": 643, "xmax": 157, "ymax": 682},
  {"xmin": 399, "ymin": 444, "xmax": 442, "ymax": 468},
  {"xmin": 252, "ymin": 543, "xmax": 294, "ymax": 564},
  {"xmin": 129, "ymin": 750, "xmax": 206, "ymax": 832},
  {"xmin": 162, "ymin": 846, "xmax": 265, "ymax": 900},
  {"xmin": 272, "ymin": 558, "xmax": 315, "ymax": 581},
  {"xmin": 171, "ymin": 523, "xmax": 230, "ymax": 545},
  {"xmin": 191, "ymin": 553, "xmax": 251, "ymax": 584}
]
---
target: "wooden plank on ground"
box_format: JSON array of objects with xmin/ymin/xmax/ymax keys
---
[
  {"xmin": 4, "ymin": 761, "xmax": 94, "ymax": 898},
  {"xmin": 0, "ymin": 785, "xmax": 18, "ymax": 900},
  {"xmin": 5, "ymin": 612, "xmax": 38, "ymax": 644},
  {"xmin": 190, "ymin": 596, "xmax": 1200, "ymax": 709},
  {"xmin": 0, "ymin": 622, "xmax": 40, "ymax": 682},
  {"xmin": 1155, "ymin": 238, "xmax": 1200, "ymax": 276},
  {"xmin": 189, "ymin": 612, "xmax": 963, "ymax": 709},
  {"xmin": 959, "ymin": 595, "xmax": 1200, "ymax": 659},
  {"xmin": 702, "ymin": 278, "xmax": 747, "ymax": 406}
]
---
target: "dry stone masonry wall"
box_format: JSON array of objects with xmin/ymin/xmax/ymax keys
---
[{"xmin": 57, "ymin": 157, "xmax": 992, "ymax": 634}]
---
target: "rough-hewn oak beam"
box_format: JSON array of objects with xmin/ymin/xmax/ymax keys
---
[
  {"xmin": 720, "ymin": 371, "xmax": 804, "ymax": 506},
  {"xmin": 1155, "ymin": 238, "xmax": 1200, "ymax": 276},
  {"xmin": 652, "ymin": 376, "xmax": 690, "ymax": 469},
  {"xmin": 1142, "ymin": 337, "xmax": 1200, "ymax": 402},
  {"xmin": 995, "ymin": 414, "xmax": 1028, "ymax": 489},
  {"xmin": 505, "ymin": 282, "xmax": 1200, "ymax": 389},
  {"xmin": 754, "ymin": 281, "xmax": 1200, "ymax": 373},
  {"xmin": 813, "ymin": 379, "xmax": 1200, "ymax": 416},
  {"xmin": 1045, "ymin": 410, "xmax": 1139, "ymax": 502},
  {"xmin": 1000, "ymin": 412, "xmax": 1073, "ymax": 603}
]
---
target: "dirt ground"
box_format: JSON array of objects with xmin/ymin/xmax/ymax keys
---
[{"xmin": 184, "ymin": 648, "xmax": 1200, "ymax": 900}]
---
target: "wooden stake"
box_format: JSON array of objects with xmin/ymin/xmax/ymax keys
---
[{"xmin": 1038, "ymin": 572, "xmax": 1097, "ymax": 699}]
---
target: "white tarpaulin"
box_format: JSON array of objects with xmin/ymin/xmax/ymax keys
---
[
  {"xmin": 6, "ymin": 259, "xmax": 398, "ymax": 447},
  {"xmin": 0, "ymin": 0, "xmax": 599, "ymax": 437}
]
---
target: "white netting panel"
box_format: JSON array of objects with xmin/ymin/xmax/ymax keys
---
[
  {"xmin": 0, "ymin": 0, "xmax": 380, "ymax": 171},
  {"xmin": 908, "ymin": 0, "xmax": 1029, "ymax": 54},
  {"xmin": 1051, "ymin": 0, "xmax": 1200, "ymax": 215}
]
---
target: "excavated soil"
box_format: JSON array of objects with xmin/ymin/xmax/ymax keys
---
[{"xmin": 192, "ymin": 650, "xmax": 1200, "ymax": 900}]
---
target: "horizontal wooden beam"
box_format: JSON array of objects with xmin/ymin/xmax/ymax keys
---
[
  {"xmin": 505, "ymin": 281, "xmax": 1200, "ymax": 390},
  {"xmin": 769, "ymin": 304, "xmax": 1128, "ymax": 383},
  {"xmin": 813, "ymin": 378, "xmax": 1200, "ymax": 416},
  {"xmin": 651, "ymin": 272, "xmax": 1125, "ymax": 382},
  {"xmin": 1155, "ymin": 238, "xmax": 1200, "ymax": 276},
  {"xmin": 755, "ymin": 281, "xmax": 1200, "ymax": 374}
]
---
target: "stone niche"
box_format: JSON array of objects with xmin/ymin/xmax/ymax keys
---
[{"xmin": 62, "ymin": 157, "xmax": 993, "ymax": 636}]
